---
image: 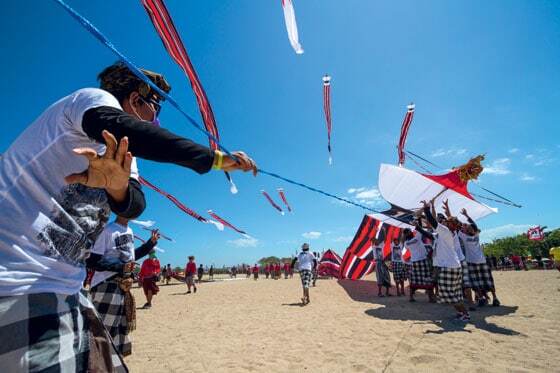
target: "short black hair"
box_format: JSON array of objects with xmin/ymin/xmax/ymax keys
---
[{"xmin": 98, "ymin": 61, "xmax": 171, "ymax": 103}]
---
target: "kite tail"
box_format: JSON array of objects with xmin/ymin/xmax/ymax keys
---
[
  {"xmin": 225, "ymin": 171, "xmax": 238, "ymax": 194},
  {"xmin": 261, "ymin": 190, "xmax": 284, "ymax": 215}
]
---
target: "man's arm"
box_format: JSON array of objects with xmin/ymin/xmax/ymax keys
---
[
  {"xmin": 414, "ymin": 222, "xmax": 434, "ymax": 241},
  {"xmin": 460, "ymin": 208, "xmax": 479, "ymax": 232},
  {"xmin": 107, "ymin": 178, "xmax": 145, "ymax": 219},
  {"xmin": 83, "ymin": 107, "xmax": 215, "ymax": 174},
  {"xmin": 422, "ymin": 201, "xmax": 438, "ymax": 229}
]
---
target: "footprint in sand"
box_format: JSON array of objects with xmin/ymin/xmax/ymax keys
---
[{"xmin": 409, "ymin": 354, "xmax": 445, "ymax": 365}]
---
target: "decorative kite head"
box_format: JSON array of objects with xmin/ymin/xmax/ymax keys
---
[
  {"xmin": 455, "ymin": 155, "xmax": 485, "ymax": 183},
  {"xmin": 323, "ymin": 74, "xmax": 331, "ymax": 85}
]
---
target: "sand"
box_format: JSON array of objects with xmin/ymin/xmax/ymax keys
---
[{"xmin": 127, "ymin": 270, "xmax": 560, "ymax": 372}]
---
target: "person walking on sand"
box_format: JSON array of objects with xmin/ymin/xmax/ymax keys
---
[
  {"xmin": 209, "ymin": 265, "xmax": 214, "ymax": 281},
  {"xmin": 252, "ymin": 264, "xmax": 259, "ymax": 280},
  {"xmin": 138, "ymin": 251, "xmax": 161, "ymax": 308},
  {"xmin": 197, "ymin": 264, "xmax": 204, "ymax": 283},
  {"xmin": 291, "ymin": 243, "xmax": 318, "ymax": 305},
  {"xmin": 185, "ymin": 256, "xmax": 197, "ymax": 294},
  {"xmin": 284, "ymin": 261, "xmax": 290, "ymax": 279},
  {"xmin": 390, "ymin": 235, "xmax": 406, "ymax": 296}
]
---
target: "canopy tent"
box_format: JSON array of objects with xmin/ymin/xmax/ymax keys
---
[
  {"xmin": 378, "ymin": 162, "xmax": 497, "ymax": 222},
  {"xmin": 317, "ymin": 249, "xmax": 343, "ymax": 278}
]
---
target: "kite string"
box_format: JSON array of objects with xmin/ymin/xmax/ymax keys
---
[{"xmin": 53, "ymin": 0, "xmax": 380, "ymax": 213}]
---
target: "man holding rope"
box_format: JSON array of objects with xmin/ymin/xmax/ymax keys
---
[{"xmin": 0, "ymin": 62, "xmax": 256, "ymax": 372}]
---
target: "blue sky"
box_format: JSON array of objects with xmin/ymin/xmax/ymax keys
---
[{"xmin": 2, "ymin": 1, "xmax": 559, "ymax": 267}]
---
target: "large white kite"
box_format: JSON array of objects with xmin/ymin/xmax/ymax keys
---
[{"xmin": 378, "ymin": 156, "xmax": 498, "ymax": 221}]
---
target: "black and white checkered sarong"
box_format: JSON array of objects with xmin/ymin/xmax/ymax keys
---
[
  {"xmin": 299, "ymin": 269, "xmax": 312, "ymax": 289},
  {"xmin": 410, "ymin": 259, "xmax": 434, "ymax": 290},
  {"xmin": 437, "ymin": 267, "xmax": 463, "ymax": 304},
  {"xmin": 467, "ymin": 262, "xmax": 495, "ymax": 291},
  {"xmin": 392, "ymin": 261, "xmax": 407, "ymax": 282},
  {"xmin": 461, "ymin": 260, "xmax": 472, "ymax": 289},
  {"xmin": 0, "ymin": 292, "xmax": 127, "ymax": 372},
  {"xmin": 91, "ymin": 278, "xmax": 132, "ymax": 357}
]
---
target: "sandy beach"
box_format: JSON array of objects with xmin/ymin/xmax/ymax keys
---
[{"xmin": 127, "ymin": 270, "xmax": 559, "ymax": 372}]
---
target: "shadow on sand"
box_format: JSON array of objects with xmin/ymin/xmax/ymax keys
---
[{"xmin": 338, "ymin": 279, "xmax": 523, "ymax": 336}]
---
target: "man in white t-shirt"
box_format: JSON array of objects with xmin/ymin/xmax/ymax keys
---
[
  {"xmin": 403, "ymin": 220, "xmax": 436, "ymax": 303},
  {"xmin": 291, "ymin": 243, "xmax": 317, "ymax": 305},
  {"xmin": 0, "ymin": 62, "xmax": 257, "ymax": 372},
  {"xmin": 459, "ymin": 209, "xmax": 500, "ymax": 307},
  {"xmin": 422, "ymin": 200, "xmax": 470, "ymax": 322}
]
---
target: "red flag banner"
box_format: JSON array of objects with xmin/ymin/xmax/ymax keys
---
[
  {"xmin": 207, "ymin": 210, "xmax": 249, "ymax": 237},
  {"xmin": 323, "ymin": 74, "xmax": 333, "ymax": 165}
]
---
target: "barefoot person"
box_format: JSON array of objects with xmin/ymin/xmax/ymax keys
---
[
  {"xmin": 139, "ymin": 251, "xmax": 161, "ymax": 308},
  {"xmin": 185, "ymin": 256, "xmax": 198, "ymax": 294},
  {"xmin": 391, "ymin": 236, "xmax": 406, "ymax": 296},
  {"xmin": 89, "ymin": 217, "xmax": 160, "ymax": 356},
  {"xmin": 373, "ymin": 236, "xmax": 391, "ymax": 297},
  {"xmin": 459, "ymin": 209, "xmax": 500, "ymax": 307},
  {"xmin": 291, "ymin": 243, "xmax": 317, "ymax": 305},
  {"xmin": 0, "ymin": 62, "xmax": 257, "ymax": 371},
  {"xmin": 406, "ymin": 220, "xmax": 436, "ymax": 303},
  {"xmin": 422, "ymin": 200, "xmax": 470, "ymax": 322}
]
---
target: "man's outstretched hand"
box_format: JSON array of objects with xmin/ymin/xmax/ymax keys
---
[
  {"xmin": 65, "ymin": 130, "xmax": 132, "ymax": 202},
  {"xmin": 222, "ymin": 151, "xmax": 258, "ymax": 176}
]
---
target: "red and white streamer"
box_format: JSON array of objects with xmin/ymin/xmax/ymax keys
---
[
  {"xmin": 397, "ymin": 103, "xmax": 415, "ymax": 166},
  {"xmin": 141, "ymin": 0, "xmax": 237, "ymax": 194},
  {"xmin": 261, "ymin": 190, "xmax": 285, "ymax": 215},
  {"xmin": 207, "ymin": 210, "xmax": 250, "ymax": 238},
  {"xmin": 138, "ymin": 176, "xmax": 224, "ymax": 231},
  {"xmin": 323, "ymin": 74, "xmax": 333, "ymax": 165},
  {"xmin": 277, "ymin": 188, "xmax": 292, "ymax": 212},
  {"xmin": 281, "ymin": 0, "xmax": 304, "ymax": 54}
]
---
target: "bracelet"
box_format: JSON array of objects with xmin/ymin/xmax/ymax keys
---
[{"xmin": 212, "ymin": 150, "xmax": 224, "ymax": 170}]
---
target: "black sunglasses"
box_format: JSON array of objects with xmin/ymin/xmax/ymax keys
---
[{"xmin": 140, "ymin": 96, "xmax": 162, "ymax": 116}]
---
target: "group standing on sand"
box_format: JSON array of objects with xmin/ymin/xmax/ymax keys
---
[{"xmin": 372, "ymin": 201, "xmax": 500, "ymax": 323}]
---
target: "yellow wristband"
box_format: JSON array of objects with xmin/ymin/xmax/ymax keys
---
[{"xmin": 212, "ymin": 150, "xmax": 224, "ymax": 170}]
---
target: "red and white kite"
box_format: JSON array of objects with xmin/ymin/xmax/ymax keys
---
[
  {"xmin": 378, "ymin": 156, "xmax": 498, "ymax": 222},
  {"xmin": 323, "ymin": 74, "xmax": 333, "ymax": 164},
  {"xmin": 141, "ymin": 0, "xmax": 238, "ymax": 193},
  {"xmin": 261, "ymin": 190, "xmax": 285, "ymax": 215},
  {"xmin": 281, "ymin": 0, "xmax": 304, "ymax": 54},
  {"xmin": 277, "ymin": 188, "xmax": 292, "ymax": 212},
  {"xmin": 397, "ymin": 103, "xmax": 415, "ymax": 166},
  {"xmin": 208, "ymin": 210, "xmax": 250, "ymax": 238}
]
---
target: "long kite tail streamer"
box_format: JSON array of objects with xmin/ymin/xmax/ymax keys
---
[
  {"xmin": 140, "ymin": 0, "xmax": 237, "ymax": 194},
  {"xmin": 277, "ymin": 188, "xmax": 292, "ymax": 212},
  {"xmin": 281, "ymin": 0, "xmax": 304, "ymax": 54},
  {"xmin": 397, "ymin": 103, "xmax": 415, "ymax": 166},
  {"xmin": 138, "ymin": 176, "xmax": 224, "ymax": 231},
  {"xmin": 322, "ymin": 74, "xmax": 333, "ymax": 165},
  {"xmin": 261, "ymin": 190, "xmax": 285, "ymax": 215},
  {"xmin": 207, "ymin": 210, "xmax": 249, "ymax": 237}
]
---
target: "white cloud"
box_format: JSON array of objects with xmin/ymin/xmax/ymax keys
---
[
  {"xmin": 525, "ymin": 154, "xmax": 534, "ymax": 160},
  {"xmin": 483, "ymin": 158, "xmax": 511, "ymax": 175},
  {"xmin": 355, "ymin": 188, "xmax": 381, "ymax": 200},
  {"xmin": 480, "ymin": 224, "xmax": 532, "ymax": 243},
  {"xmin": 347, "ymin": 187, "xmax": 365, "ymax": 194},
  {"xmin": 332, "ymin": 235, "xmax": 353, "ymax": 243},
  {"xmin": 520, "ymin": 174, "xmax": 536, "ymax": 182},
  {"xmin": 508, "ymin": 148, "xmax": 519, "ymax": 154},
  {"xmin": 227, "ymin": 237, "xmax": 259, "ymax": 248},
  {"xmin": 302, "ymin": 231, "xmax": 322, "ymax": 240},
  {"xmin": 430, "ymin": 148, "xmax": 468, "ymax": 158}
]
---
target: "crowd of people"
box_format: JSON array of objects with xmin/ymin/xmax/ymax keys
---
[{"xmin": 374, "ymin": 200, "xmax": 501, "ymax": 323}]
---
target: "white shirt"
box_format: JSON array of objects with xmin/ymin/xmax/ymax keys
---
[
  {"xmin": 373, "ymin": 245, "xmax": 385, "ymax": 261},
  {"xmin": 91, "ymin": 222, "xmax": 135, "ymax": 287},
  {"xmin": 0, "ymin": 88, "xmax": 138, "ymax": 296},
  {"xmin": 297, "ymin": 251, "xmax": 315, "ymax": 271},
  {"xmin": 453, "ymin": 233, "xmax": 466, "ymax": 262},
  {"xmin": 458, "ymin": 231, "xmax": 486, "ymax": 264},
  {"xmin": 404, "ymin": 236, "xmax": 427, "ymax": 262},
  {"xmin": 433, "ymin": 224, "xmax": 461, "ymax": 268},
  {"xmin": 391, "ymin": 244, "xmax": 403, "ymax": 262}
]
